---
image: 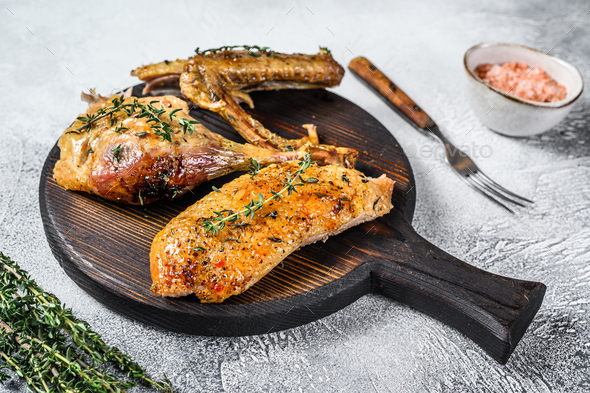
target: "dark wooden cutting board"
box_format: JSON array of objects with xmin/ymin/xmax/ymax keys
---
[{"xmin": 40, "ymin": 85, "xmax": 545, "ymax": 364}]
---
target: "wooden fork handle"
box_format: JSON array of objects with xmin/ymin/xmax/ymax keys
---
[{"xmin": 348, "ymin": 56, "xmax": 436, "ymax": 130}]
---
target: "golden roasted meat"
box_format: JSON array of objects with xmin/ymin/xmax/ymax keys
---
[
  {"xmin": 131, "ymin": 59, "xmax": 186, "ymax": 85},
  {"xmin": 150, "ymin": 161, "xmax": 394, "ymax": 302},
  {"xmin": 132, "ymin": 47, "xmax": 345, "ymax": 151},
  {"xmin": 54, "ymin": 94, "xmax": 356, "ymax": 205}
]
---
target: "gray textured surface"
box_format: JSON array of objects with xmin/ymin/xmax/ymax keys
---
[{"xmin": 1, "ymin": 0, "xmax": 589, "ymax": 391}]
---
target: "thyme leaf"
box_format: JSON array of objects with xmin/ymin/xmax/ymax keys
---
[
  {"xmin": 248, "ymin": 158, "xmax": 261, "ymax": 179},
  {"xmin": 111, "ymin": 144, "xmax": 122, "ymax": 164}
]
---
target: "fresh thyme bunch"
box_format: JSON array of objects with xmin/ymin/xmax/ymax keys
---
[{"xmin": 0, "ymin": 253, "xmax": 172, "ymax": 393}]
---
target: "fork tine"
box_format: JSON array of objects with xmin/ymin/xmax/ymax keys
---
[
  {"xmin": 476, "ymin": 171, "xmax": 534, "ymax": 204},
  {"xmin": 459, "ymin": 175, "xmax": 515, "ymax": 214},
  {"xmin": 470, "ymin": 173, "xmax": 527, "ymax": 208}
]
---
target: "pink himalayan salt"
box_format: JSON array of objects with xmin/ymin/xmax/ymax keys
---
[{"xmin": 475, "ymin": 61, "xmax": 567, "ymax": 103}]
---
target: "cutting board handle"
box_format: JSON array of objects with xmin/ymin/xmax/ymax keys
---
[
  {"xmin": 369, "ymin": 215, "xmax": 545, "ymax": 364},
  {"xmin": 348, "ymin": 56, "xmax": 436, "ymax": 130}
]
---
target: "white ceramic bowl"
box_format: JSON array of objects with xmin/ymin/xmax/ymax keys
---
[{"xmin": 463, "ymin": 42, "xmax": 583, "ymax": 137}]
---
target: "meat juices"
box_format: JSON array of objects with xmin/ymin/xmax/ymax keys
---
[{"xmin": 475, "ymin": 62, "xmax": 567, "ymax": 103}]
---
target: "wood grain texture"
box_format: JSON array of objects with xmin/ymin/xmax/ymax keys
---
[{"xmin": 39, "ymin": 85, "xmax": 545, "ymax": 364}]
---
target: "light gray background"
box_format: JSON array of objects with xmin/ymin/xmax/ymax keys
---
[{"xmin": 1, "ymin": 1, "xmax": 589, "ymax": 392}]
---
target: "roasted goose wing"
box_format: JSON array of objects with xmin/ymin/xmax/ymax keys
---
[
  {"xmin": 54, "ymin": 95, "xmax": 356, "ymax": 205},
  {"xmin": 132, "ymin": 47, "xmax": 345, "ymax": 151},
  {"xmin": 150, "ymin": 160, "xmax": 394, "ymax": 302}
]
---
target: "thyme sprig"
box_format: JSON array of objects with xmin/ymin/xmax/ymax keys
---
[
  {"xmin": 0, "ymin": 253, "xmax": 173, "ymax": 393},
  {"xmin": 200, "ymin": 153, "xmax": 314, "ymax": 236},
  {"xmin": 247, "ymin": 158, "xmax": 261, "ymax": 179},
  {"xmin": 74, "ymin": 95, "xmax": 200, "ymax": 142},
  {"xmin": 112, "ymin": 144, "xmax": 122, "ymax": 164},
  {"xmin": 194, "ymin": 45, "xmax": 275, "ymax": 57}
]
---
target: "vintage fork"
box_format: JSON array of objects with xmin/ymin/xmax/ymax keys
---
[{"xmin": 349, "ymin": 57, "xmax": 533, "ymax": 213}]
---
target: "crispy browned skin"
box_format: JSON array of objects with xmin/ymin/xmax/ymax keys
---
[
  {"xmin": 131, "ymin": 59, "xmax": 186, "ymax": 82},
  {"xmin": 54, "ymin": 95, "xmax": 356, "ymax": 205},
  {"xmin": 150, "ymin": 162, "xmax": 394, "ymax": 302},
  {"xmin": 132, "ymin": 49, "xmax": 346, "ymax": 151}
]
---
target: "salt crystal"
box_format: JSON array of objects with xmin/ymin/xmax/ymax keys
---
[{"xmin": 474, "ymin": 62, "xmax": 567, "ymax": 103}]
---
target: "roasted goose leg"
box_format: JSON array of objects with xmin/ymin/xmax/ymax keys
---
[
  {"xmin": 131, "ymin": 48, "xmax": 345, "ymax": 151},
  {"xmin": 151, "ymin": 160, "xmax": 394, "ymax": 302},
  {"xmin": 54, "ymin": 95, "xmax": 356, "ymax": 205}
]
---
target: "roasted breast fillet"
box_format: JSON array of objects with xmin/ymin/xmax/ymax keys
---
[
  {"xmin": 150, "ymin": 161, "xmax": 394, "ymax": 302},
  {"xmin": 54, "ymin": 95, "xmax": 356, "ymax": 204}
]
